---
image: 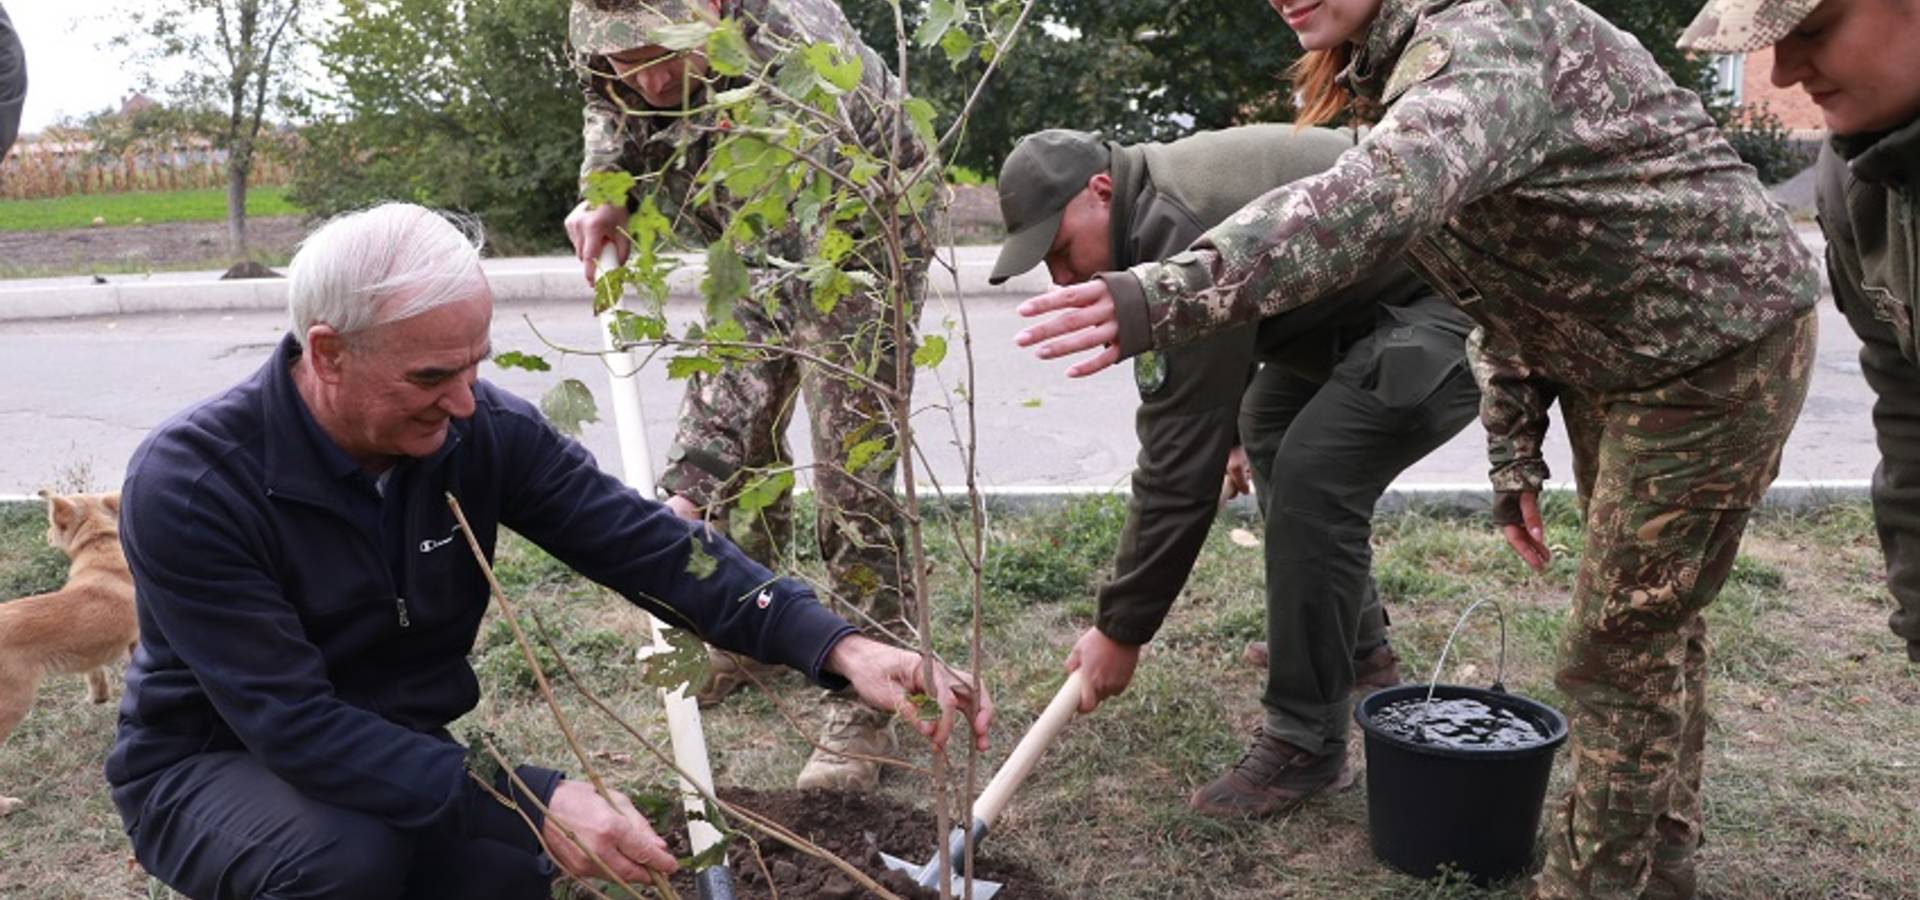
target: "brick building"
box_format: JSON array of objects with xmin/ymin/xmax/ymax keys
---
[{"xmin": 1708, "ymin": 49, "xmax": 1828, "ymax": 139}]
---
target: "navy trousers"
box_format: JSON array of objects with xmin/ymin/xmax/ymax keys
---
[{"xmin": 118, "ymin": 752, "xmax": 555, "ymax": 900}]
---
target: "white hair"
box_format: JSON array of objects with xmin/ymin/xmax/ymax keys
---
[{"xmin": 287, "ymin": 203, "xmax": 488, "ymax": 349}]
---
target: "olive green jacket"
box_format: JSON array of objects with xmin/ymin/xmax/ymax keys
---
[
  {"xmin": 1103, "ymin": 0, "xmax": 1817, "ymax": 497},
  {"xmin": 1095, "ymin": 125, "xmax": 1446, "ymax": 645},
  {"xmin": 1819, "ymin": 118, "xmax": 1920, "ymax": 362}
]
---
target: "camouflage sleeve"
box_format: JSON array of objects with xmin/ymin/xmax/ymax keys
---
[
  {"xmin": 576, "ymin": 56, "xmax": 647, "ymax": 201},
  {"xmin": 1110, "ymin": 10, "xmax": 1551, "ymax": 359},
  {"xmin": 1467, "ymin": 326, "xmax": 1554, "ymax": 496}
]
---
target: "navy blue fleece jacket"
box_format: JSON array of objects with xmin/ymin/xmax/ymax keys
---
[{"xmin": 106, "ymin": 335, "xmax": 855, "ymax": 837}]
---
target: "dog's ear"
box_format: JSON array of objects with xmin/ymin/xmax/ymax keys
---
[
  {"xmin": 44, "ymin": 491, "xmax": 75, "ymax": 532},
  {"xmin": 102, "ymin": 493, "xmax": 122, "ymax": 515}
]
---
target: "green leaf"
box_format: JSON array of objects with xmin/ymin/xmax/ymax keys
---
[
  {"xmin": 706, "ymin": 19, "xmax": 754, "ymax": 76},
  {"xmin": 712, "ymin": 84, "xmax": 760, "ymax": 106},
  {"xmin": 540, "ymin": 379, "xmax": 600, "ymax": 436},
  {"xmin": 1021, "ymin": 397, "xmax": 1042, "ymax": 408},
  {"xmin": 912, "ymin": 335, "xmax": 948, "ymax": 369},
  {"xmin": 593, "ymin": 262, "xmax": 629, "ymax": 315},
  {"xmin": 609, "ymin": 309, "xmax": 667, "ymax": 344},
  {"xmin": 939, "ymin": 26, "xmax": 975, "ymax": 64},
  {"xmin": 845, "ymin": 438, "xmax": 889, "ymax": 473},
  {"xmin": 636, "ymin": 621, "xmax": 709, "ymax": 693},
  {"xmin": 667, "ymin": 355, "xmax": 723, "ymax": 379},
  {"xmin": 679, "ymin": 840, "xmax": 730, "ymax": 873},
  {"xmin": 644, "ymin": 21, "xmax": 714, "ymax": 51},
  {"xmin": 915, "ymin": 0, "xmax": 966, "ymax": 49},
  {"xmin": 707, "ymin": 316, "xmax": 747, "ymax": 344},
  {"xmin": 810, "ymin": 267, "xmax": 852, "ymax": 314},
  {"xmin": 493, "ymin": 350, "xmax": 551, "ymax": 372},
  {"xmin": 818, "ymin": 228, "xmax": 854, "ymax": 264},
  {"xmin": 736, "ymin": 470, "xmax": 795, "ymax": 515},
  {"xmin": 583, "ymin": 171, "xmax": 636, "ymax": 209},
  {"xmin": 701, "ymin": 240, "xmax": 750, "ymax": 308},
  {"xmin": 801, "ymin": 42, "xmax": 862, "ymax": 93},
  {"xmin": 904, "ymin": 97, "xmax": 939, "ymax": 150},
  {"xmin": 627, "ymin": 788, "xmax": 678, "ymax": 823}
]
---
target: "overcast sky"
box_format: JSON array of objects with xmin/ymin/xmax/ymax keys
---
[{"xmin": 7, "ymin": 4, "xmax": 139, "ymax": 133}]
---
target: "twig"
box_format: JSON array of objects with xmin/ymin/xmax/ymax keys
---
[{"xmin": 448, "ymin": 494, "xmax": 677, "ymax": 900}]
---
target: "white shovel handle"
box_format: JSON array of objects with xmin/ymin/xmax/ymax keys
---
[{"xmin": 971, "ymin": 671, "xmax": 1084, "ymax": 829}]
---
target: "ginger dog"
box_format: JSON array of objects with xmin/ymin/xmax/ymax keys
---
[{"xmin": 0, "ymin": 490, "xmax": 138, "ymax": 816}]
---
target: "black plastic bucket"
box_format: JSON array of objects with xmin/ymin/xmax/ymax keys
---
[{"xmin": 1354, "ymin": 683, "xmax": 1569, "ymax": 884}]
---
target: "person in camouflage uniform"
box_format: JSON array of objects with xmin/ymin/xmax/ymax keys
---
[
  {"xmin": 564, "ymin": 0, "xmax": 934, "ymax": 792},
  {"xmin": 1015, "ymin": 0, "xmax": 1819, "ymax": 896},
  {"xmin": 1683, "ymin": 0, "xmax": 1920, "ymax": 666}
]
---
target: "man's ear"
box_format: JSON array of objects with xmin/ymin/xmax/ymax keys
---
[
  {"xmin": 1088, "ymin": 172, "xmax": 1114, "ymax": 204},
  {"xmin": 306, "ymin": 326, "xmax": 351, "ymax": 385}
]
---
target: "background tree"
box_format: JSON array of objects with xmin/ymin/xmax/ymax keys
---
[
  {"xmin": 112, "ymin": 0, "xmax": 306, "ymax": 260},
  {"xmin": 289, "ymin": 0, "xmax": 583, "ymax": 255}
]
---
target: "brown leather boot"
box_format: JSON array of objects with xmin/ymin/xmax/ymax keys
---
[
  {"xmin": 795, "ymin": 703, "xmax": 896, "ymax": 792},
  {"xmin": 1240, "ymin": 641, "xmax": 1403, "ymax": 694},
  {"xmin": 691, "ymin": 648, "xmax": 789, "ymax": 708},
  {"xmin": 1187, "ymin": 728, "xmax": 1353, "ymax": 817}
]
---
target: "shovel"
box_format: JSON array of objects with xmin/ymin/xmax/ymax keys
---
[{"xmin": 882, "ymin": 670, "xmax": 1086, "ymax": 899}]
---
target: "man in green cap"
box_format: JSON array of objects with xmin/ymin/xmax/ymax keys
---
[
  {"xmin": 563, "ymin": 0, "xmax": 936, "ymax": 792},
  {"xmin": 1683, "ymin": 0, "xmax": 1920, "ymax": 665},
  {"xmin": 993, "ymin": 126, "xmax": 1480, "ymax": 816}
]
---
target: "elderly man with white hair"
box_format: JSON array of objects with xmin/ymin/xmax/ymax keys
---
[{"xmin": 106, "ymin": 203, "xmax": 992, "ymax": 900}]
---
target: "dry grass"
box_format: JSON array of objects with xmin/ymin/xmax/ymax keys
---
[{"xmin": 1, "ymin": 497, "xmax": 1915, "ymax": 899}]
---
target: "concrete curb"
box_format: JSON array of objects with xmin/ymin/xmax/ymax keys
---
[
  {"xmin": 0, "ymin": 480, "xmax": 1872, "ymax": 514},
  {"xmin": 0, "ymin": 246, "xmax": 1047, "ymax": 323}
]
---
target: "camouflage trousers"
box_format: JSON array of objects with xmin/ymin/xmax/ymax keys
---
[
  {"xmin": 658, "ymin": 251, "xmax": 927, "ymax": 639},
  {"xmin": 1532, "ymin": 311, "xmax": 1815, "ymax": 900}
]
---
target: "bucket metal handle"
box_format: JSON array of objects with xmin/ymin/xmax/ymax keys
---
[{"xmin": 1422, "ymin": 597, "xmax": 1508, "ymax": 705}]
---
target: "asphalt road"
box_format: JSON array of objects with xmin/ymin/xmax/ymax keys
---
[{"xmin": 0, "ymin": 279, "xmax": 1878, "ymax": 498}]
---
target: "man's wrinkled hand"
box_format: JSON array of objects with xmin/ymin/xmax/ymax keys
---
[
  {"xmin": 542, "ymin": 778, "xmax": 677, "ymax": 884},
  {"xmin": 827, "ymin": 634, "xmax": 993, "ymax": 753}
]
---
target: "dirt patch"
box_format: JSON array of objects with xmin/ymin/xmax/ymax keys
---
[
  {"xmin": 0, "ymin": 215, "xmax": 308, "ymax": 274},
  {"xmin": 667, "ymin": 787, "xmax": 1064, "ymax": 899}
]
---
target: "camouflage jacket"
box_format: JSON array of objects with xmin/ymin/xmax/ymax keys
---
[
  {"xmin": 1104, "ymin": 0, "xmax": 1819, "ymax": 494},
  {"xmin": 574, "ymin": 0, "xmax": 926, "ymax": 250}
]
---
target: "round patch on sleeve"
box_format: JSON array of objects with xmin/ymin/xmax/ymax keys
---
[
  {"xmin": 1134, "ymin": 350, "xmax": 1169, "ymax": 397},
  {"xmin": 1384, "ymin": 35, "xmax": 1453, "ymax": 104}
]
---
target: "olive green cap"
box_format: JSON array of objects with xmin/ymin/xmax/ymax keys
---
[
  {"xmin": 1679, "ymin": 0, "xmax": 1822, "ymax": 53},
  {"xmin": 989, "ymin": 130, "xmax": 1110, "ymax": 285},
  {"xmin": 569, "ymin": 0, "xmax": 707, "ymax": 56}
]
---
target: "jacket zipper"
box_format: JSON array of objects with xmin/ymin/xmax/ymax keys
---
[{"xmin": 395, "ymin": 595, "xmax": 412, "ymax": 629}]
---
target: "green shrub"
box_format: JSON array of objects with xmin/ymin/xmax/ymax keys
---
[{"xmin": 1720, "ymin": 104, "xmax": 1817, "ymax": 186}]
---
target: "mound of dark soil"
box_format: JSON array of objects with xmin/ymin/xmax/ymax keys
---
[{"xmin": 667, "ymin": 787, "xmax": 1064, "ymax": 900}]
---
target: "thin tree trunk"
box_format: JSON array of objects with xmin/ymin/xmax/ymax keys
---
[{"xmin": 226, "ymin": 156, "xmax": 249, "ymax": 259}]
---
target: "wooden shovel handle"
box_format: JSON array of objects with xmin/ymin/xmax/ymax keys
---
[{"xmin": 971, "ymin": 671, "xmax": 1085, "ymax": 830}]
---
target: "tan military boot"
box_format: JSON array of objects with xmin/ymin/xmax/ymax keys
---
[
  {"xmin": 1187, "ymin": 728, "xmax": 1354, "ymax": 817},
  {"xmin": 1241, "ymin": 641, "xmax": 1404, "ymax": 694},
  {"xmin": 795, "ymin": 703, "xmax": 896, "ymax": 792},
  {"xmin": 692, "ymin": 648, "xmax": 788, "ymax": 708}
]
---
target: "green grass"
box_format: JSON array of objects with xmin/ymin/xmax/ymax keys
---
[
  {"xmin": 0, "ymin": 186, "xmax": 301, "ymax": 232},
  {"xmin": 4, "ymin": 498, "xmax": 1916, "ymax": 899}
]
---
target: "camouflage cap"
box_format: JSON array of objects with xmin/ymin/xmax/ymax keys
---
[
  {"xmin": 1678, "ymin": 0, "xmax": 1822, "ymax": 53},
  {"xmin": 989, "ymin": 130, "xmax": 1110, "ymax": 285},
  {"xmin": 569, "ymin": 0, "xmax": 709, "ymax": 56}
]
